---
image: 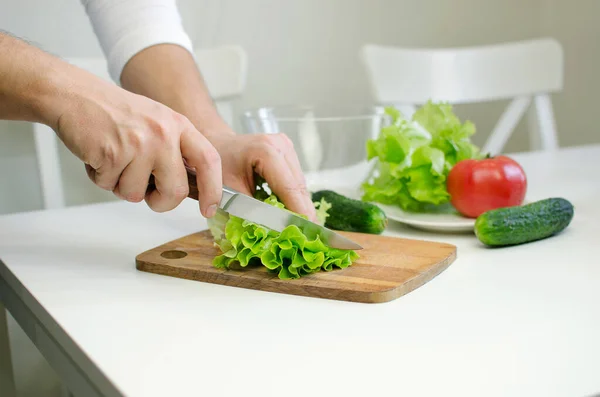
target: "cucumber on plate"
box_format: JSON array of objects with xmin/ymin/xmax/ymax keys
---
[{"xmin": 474, "ymin": 197, "xmax": 574, "ymax": 247}]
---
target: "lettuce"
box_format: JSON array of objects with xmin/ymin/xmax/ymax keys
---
[
  {"xmin": 207, "ymin": 191, "xmax": 359, "ymax": 280},
  {"xmin": 362, "ymin": 101, "xmax": 482, "ymax": 212},
  {"xmin": 314, "ymin": 197, "xmax": 332, "ymax": 225}
]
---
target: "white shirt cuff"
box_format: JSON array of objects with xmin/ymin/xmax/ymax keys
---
[
  {"xmin": 80, "ymin": 0, "xmax": 194, "ymax": 83},
  {"xmin": 105, "ymin": 26, "xmax": 194, "ymax": 83}
]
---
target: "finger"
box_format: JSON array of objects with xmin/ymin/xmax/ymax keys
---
[
  {"xmin": 180, "ymin": 127, "xmax": 222, "ymax": 218},
  {"xmin": 84, "ymin": 143, "xmax": 131, "ymax": 191},
  {"xmin": 225, "ymin": 175, "xmax": 253, "ymax": 197},
  {"xmin": 144, "ymin": 151, "xmax": 189, "ymax": 213},
  {"xmin": 252, "ymin": 143, "xmax": 316, "ymax": 221},
  {"xmin": 271, "ymin": 134, "xmax": 317, "ymax": 221},
  {"xmin": 85, "ymin": 162, "xmax": 124, "ymax": 192},
  {"xmin": 113, "ymin": 157, "xmax": 155, "ymax": 204},
  {"xmin": 271, "ymin": 134, "xmax": 306, "ymax": 185}
]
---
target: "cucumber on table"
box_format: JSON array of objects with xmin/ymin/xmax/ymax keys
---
[
  {"xmin": 474, "ymin": 197, "xmax": 574, "ymax": 247},
  {"xmin": 312, "ymin": 190, "xmax": 388, "ymax": 234}
]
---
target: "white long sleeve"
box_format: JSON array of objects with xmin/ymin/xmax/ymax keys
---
[{"xmin": 80, "ymin": 0, "xmax": 194, "ymax": 83}]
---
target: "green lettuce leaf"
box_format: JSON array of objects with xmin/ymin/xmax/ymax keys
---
[
  {"xmin": 208, "ymin": 192, "xmax": 359, "ymax": 280},
  {"xmin": 362, "ymin": 101, "xmax": 482, "ymax": 212},
  {"xmin": 314, "ymin": 197, "xmax": 332, "ymax": 225}
]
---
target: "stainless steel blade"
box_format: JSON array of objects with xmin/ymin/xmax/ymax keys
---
[{"xmin": 219, "ymin": 187, "xmax": 363, "ymax": 250}]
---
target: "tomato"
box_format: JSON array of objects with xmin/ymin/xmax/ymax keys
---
[{"xmin": 446, "ymin": 155, "xmax": 527, "ymax": 218}]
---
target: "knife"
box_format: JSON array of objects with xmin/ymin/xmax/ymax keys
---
[{"xmin": 147, "ymin": 168, "xmax": 363, "ymax": 251}]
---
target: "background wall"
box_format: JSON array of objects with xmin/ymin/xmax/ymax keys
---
[
  {"xmin": 1, "ymin": 0, "xmax": 599, "ymax": 396},
  {"xmin": 2, "ymin": 0, "xmax": 599, "ymax": 214}
]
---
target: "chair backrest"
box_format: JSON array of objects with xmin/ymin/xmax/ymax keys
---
[
  {"xmin": 33, "ymin": 45, "xmax": 247, "ymax": 209},
  {"xmin": 65, "ymin": 45, "xmax": 247, "ymax": 125},
  {"xmin": 361, "ymin": 38, "xmax": 564, "ymax": 155}
]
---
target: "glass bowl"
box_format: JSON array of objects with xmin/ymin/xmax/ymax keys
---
[{"xmin": 240, "ymin": 104, "xmax": 387, "ymax": 173}]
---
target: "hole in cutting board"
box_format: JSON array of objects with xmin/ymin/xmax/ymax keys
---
[{"xmin": 160, "ymin": 250, "xmax": 188, "ymax": 259}]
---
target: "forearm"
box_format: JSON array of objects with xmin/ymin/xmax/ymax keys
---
[
  {"xmin": 79, "ymin": 1, "xmax": 228, "ymax": 136},
  {"xmin": 0, "ymin": 32, "xmax": 104, "ymax": 130},
  {"xmin": 0, "ymin": 33, "xmax": 62, "ymax": 126},
  {"xmin": 120, "ymin": 44, "xmax": 234, "ymax": 140}
]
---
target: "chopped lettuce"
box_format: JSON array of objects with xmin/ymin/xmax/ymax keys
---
[
  {"xmin": 207, "ymin": 191, "xmax": 358, "ymax": 280},
  {"xmin": 362, "ymin": 101, "xmax": 482, "ymax": 212},
  {"xmin": 314, "ymin": 197, "xmax": 332, "ymax": 225}
]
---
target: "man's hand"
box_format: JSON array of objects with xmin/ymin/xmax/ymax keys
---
[
  {"xmin": 56, "ymin": 85, "xmax": 223, "ymax": 216},
  {"xmin": 208, "ymin": 132, "xmax": 317, "ymax": 221},
  {"xmin": 0, "ymin": 33, "xmax": 223, "ymax": 217},
  {"xmin": 120, "ymin": 44, "xmax": 317, "ymax": 221}
]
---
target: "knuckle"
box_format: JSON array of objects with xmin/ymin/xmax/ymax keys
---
[
  {"xmin": 125, "ymin": 191, "xmax": 145, "ymax": 203},
  {"xmin": 144, "ymin": 195, "xmax": 167, "ymax": 213},
  {"xmin": 148, "ymin": 196, "xmax": 180, "ymax": 213},
  {"xmin": 278, "ymin": 133, "xmax": 295, "ymax": 148},
  {"xmin": 153, "ymin": 124, "xmax": 172, "ymax": 145},
  {"xmin": 112, "ymin": 180, "xmax": 144, "ymax": 202},
  {"xmin": 262, "ymin": 144, "xmax": 283, "ymax": 159},
  {"xmin": 170, "ymin": 111, "xmax": 194, "ymax": 137},
  {"xmin": 171, "ymin": 111, "xmax": 190, "ymax": 126},
  {"xmin": 145, "ymin": 113, "xmax": 175, "ymax": 146},
  {"xmin": 155, "ymin": 172, "xmax": 189, "ymax": 204},
  {"xmin": 99, "ymin": 142, "xmax": 119, "ymax": 167},
  {"xmin": 92, "ymin": 170, "xmax": 117, "ymax": 191},
  {"xmin": 256, "ymin": 133, "xmax": 275, "ymax": 146},
  {"xmin": 81, "ymin": 150, "xmax": 101, "ymax": 170},
  {"xmin": 97, "ymin": 181, "xmax": 115, "ymax": 191},
  {"xmin": 145, "ymin": 198, "xmax": 165, "ymax": 213},
  {"xmin": 127, "ymin": 128, "xmax": 148, "ymax": 151}
]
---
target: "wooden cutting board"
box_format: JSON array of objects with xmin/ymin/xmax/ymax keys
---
[{"xmin": 135, "ymin": 230, "xmax": 456, "ymax": 304}]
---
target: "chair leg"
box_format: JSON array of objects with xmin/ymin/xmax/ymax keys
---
[
  {"xmin": 0, "ymin": 303, "xmax": 17, "ymax": 397},
  {"xmin": 528, "ymin": 94, "xmax": 559, "ymax": 151},
  {"xmin": 33, "ymin": 123, "xmax": 66, "ymax": 209},
  {"xmin": 482, "ymin": 96, "xmax": 531, "ymax": 156}
]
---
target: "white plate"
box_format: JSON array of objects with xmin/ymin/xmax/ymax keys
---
[{"xmin": 375, "ymin": 203, "xmax": 476, "ymax": 233}]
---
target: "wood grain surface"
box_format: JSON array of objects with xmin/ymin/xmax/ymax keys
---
[{"xmin": 135, "ymin": 230, "xmax": 457, "ymax": 303}]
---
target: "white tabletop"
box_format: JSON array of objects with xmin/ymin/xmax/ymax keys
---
[{"xmin": 1, "ymin": 145, "xmax": 599, "ymax": 397}]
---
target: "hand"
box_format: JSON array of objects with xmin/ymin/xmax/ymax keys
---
[
  {"xmin": 113, "ymin": 42, "xmax": 315, "ymax": 220},
  {"xmin": 0, "ymin": 34, "xmax": 223, "ymax": 216},
  {"xmin": 54, "ymin": 80, "xmax": 223, "ymax": 217},
  {"xmin": 206, "ymin": 131, "xmax": 317, "ymax": 222}
]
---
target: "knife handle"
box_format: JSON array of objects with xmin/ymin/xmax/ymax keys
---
[{"xmin": 146, "ymin": 167, "xmax": 199, "ymax": 201}]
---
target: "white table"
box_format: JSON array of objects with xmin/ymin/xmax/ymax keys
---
[{"xmin": 1, "ymin": 145, "xmax": 599, "ymax": 397}]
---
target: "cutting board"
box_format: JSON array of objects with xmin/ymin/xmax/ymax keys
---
[{"xmin": 136, "ymin": 230, "xmax": 456, "ymax": 303}]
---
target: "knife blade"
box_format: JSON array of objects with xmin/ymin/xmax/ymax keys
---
[{"xmin": 147, "ymin": 167, "xmax": 363, "ymax": 250}]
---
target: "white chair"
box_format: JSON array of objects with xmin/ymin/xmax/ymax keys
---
[
  {"xmin": 32, "ymin": 45, "xmax": 247, "ymax": 210},
  {"xmin": 360, "ymin": 38, "xmax": 564, "ymax": 155}
]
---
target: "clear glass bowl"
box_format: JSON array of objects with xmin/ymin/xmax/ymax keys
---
[{"xmin": 241, "ymin": 104, "xmax": 387, "ymax": 173}]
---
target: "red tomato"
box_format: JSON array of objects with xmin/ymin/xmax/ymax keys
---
[{"xmin": 446, "ymin": 155, "xmax": 527, "ymax": 218}]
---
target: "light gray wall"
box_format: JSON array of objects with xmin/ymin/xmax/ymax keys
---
[{"xmin": 1, "ymin": 0, "xmax": 598, "ymax": 214}]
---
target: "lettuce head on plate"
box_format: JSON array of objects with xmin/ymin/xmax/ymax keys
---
[{"xmin": 361, "ymin": 101, "xmax": 482, "ymax": 212}]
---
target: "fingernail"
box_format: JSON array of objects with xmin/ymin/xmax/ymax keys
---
[{"xmin": 206, "ymin": 204, "xmax": 218, "ymax": 218}]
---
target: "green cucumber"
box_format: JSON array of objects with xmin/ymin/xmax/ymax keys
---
[
  {"xmin": 312, "ymin": 190, "xmax": 388, "ymax": 234},
  {"xmin": 474, "ymin": 197, "xmax": 574, "ymax": 247}
]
